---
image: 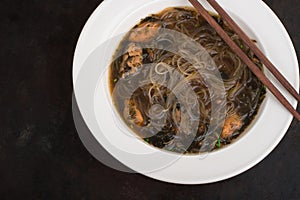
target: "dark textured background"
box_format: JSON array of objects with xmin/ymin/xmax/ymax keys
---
[{"xmin": 0, "ymin": 0, "xmax": 299, "ymax": 199}]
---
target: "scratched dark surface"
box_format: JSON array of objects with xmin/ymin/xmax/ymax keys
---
[{"xmin": 0, "ymin": 0, "xmax": 299, "ymax": 199}]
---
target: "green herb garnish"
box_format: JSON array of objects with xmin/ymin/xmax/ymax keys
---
[
  {"xmin": 145, "ymin": 138, "xmax": 150, "ymax": 143},
  {"xmin": 216, "ymin": 138, "xmax": 221, "ymax": 148},
  {"xmin": 113, "ymin": 78, "xmax": 118, "ymax": 83},
  {"xmin": 240, "ymin": 44, "xmax": 244, "ymax": 49}
]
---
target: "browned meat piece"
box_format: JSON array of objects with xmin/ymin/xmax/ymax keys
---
[
  {"xmin": 127, "ymin": 43, "xmax": 143, "ymax": 57},
  {"xmin": 123, "ymin": 100, "xmax": 144, "ymax": 126},
  {"xmin": 129, "ymin": 22, "xmax": 160, "ymax": 42},
  {"xmin": 127, "ymin": 55, "xmax": 143, "ymax": 68},
  {"xmin": 119, "ymin": 43, "xmax": 143, "ymax": 78},
  {"xmin": 221, "ymin": 114, "xmax": 242, "ymax": 138}
]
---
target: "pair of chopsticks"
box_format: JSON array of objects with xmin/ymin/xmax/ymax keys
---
[{"xmin": 188, "ymin": 0, "xmax": 300, "ymax": 121}]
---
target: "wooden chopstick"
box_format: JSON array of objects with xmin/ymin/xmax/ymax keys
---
[
  {"xmin": 188, "ymin": 0, "xmax": 300, "ymax": 121},
  {"xmin": 206, "ymin": 0, "xmax": 300, "ymax": 102}
]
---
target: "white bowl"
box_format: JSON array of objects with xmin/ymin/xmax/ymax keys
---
[{"xmin": 73, "ymin": 0, "xmax": 299, "ymax": 184}]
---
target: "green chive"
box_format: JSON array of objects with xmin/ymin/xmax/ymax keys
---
[
  {"xmin": 240, "ymin": 44, "xmax": 244, "ymax": 49},
  {"xmin": 216, "ymin": 138, "xmax": 221, "ymax": 148},
  {"xmin": 145, "ymin": 138, "xmax": 150, "ymax": 143},
  {"xmin": 113, "ymin": 78, "xmax": 118, "ymax": 83}
]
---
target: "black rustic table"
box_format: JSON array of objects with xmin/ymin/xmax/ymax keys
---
[{"xmin": 1, "ymin": 0, "xmax": 299, "ymax": 199}]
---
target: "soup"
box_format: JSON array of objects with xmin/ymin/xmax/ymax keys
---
[{"xmin": 109, "ymin": 7, "xmax": 266, "ymax": 154}]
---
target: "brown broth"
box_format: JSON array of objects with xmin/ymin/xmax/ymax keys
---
[{"xmin": 109, "ymin": 7, "xmax": 266, "ymax": 154}]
